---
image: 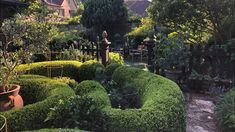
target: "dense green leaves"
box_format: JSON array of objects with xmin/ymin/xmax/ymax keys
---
[
  {"xmin": 149, "ymin": 0, "xmax": 235, "ymax": 44},
  {"xmin": 0, "ymin": 75, "xmax": 75, "ymax": 131},
  {"xmin": 81, "ymin": 0, "xmax": 128, "ymax": 31},
  {"xmin": 216, "ymin": 88, "xmax": 235, "ymax": 132}
]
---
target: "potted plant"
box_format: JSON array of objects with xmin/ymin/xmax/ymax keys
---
[
  {"xmin": 154, "ymin": 32, "xmax": 189, "ymax": 82},
  {"xmin": 0, "ymin": 14, "xmax": 56, "ymax": 111}
]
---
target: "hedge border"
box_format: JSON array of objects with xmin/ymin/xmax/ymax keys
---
[
  {"xmin": 0, "ymin": 75, "xmax": 75, "ymax": 131},
  {"xmin": 17, "ymin": 60, "xmax": 104, "ymax": 82},
  {"xmin": 76, "ymin": 66, "xmax": 186, "ymax": 131}
]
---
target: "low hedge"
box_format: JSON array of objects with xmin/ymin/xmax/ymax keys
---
[
  {"xmin": 26, "ymin": 128, "xmax": 87, "ymax": 132},
  {"xmin": 0, "ymin": 75, "xmax": 75, "ymax": 131},
  {"xmin": 57, "ymin": 66, "xmax": 186, "ymax": 131},
  {"xmin": 17, "ymin": 60, "xmax": 104, "ymax": 82},
  {"xmin": 105, "ymin": 63, "xmax": 122, "ymax": 77},
  {"xmin": 215, "ymin": 88, "xmax": 235, "ymax": 132}
]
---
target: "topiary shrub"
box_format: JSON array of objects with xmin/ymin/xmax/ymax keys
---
[
  {"xmin": 109, "ymin": 52, "xmax": 124, "ymax": 65},
  {"xmin": 48, "ymin": 67, "xmax": 186, "ymax": 131},
  {"xmin": 0, "ymin": 75, "xmax": 75, "ymax": 132},
  {"xmin": 107, "ymin": 66, "xmax": 186, "ymax": 131},
  {"xmin": 46, "ymin": 81, "xmax": 109, "ymax": 131},
  {"xmin": 105, "ymin": 63, "xmax": 122, "ymax": 77},
  {"xmin": 78, "ymin": 61, "xmax": 105, "ymax": 82},
  {"xmin": 17, "ymin": 60, "xmax": 104, "ymax": 82},
  {"xmin": 215, "ymin": 88, "xmax": 235, "ymax": 132}
]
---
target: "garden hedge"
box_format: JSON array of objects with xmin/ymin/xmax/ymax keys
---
[
  {"xmin": 0, "ymin": 75, "xmax": 75, "ymax": 131},
  {"xmin": 17, "ymin": 60, "xmax": 104, "ymax": 82},
  {"xmin": 105, "ymin": 63, "xmax": 122, "ymax": 77},
  {"xmin": 26, "ymin": 128, "xmax": 87, "ymax": 132},
  {"xmin": 215, "ymin": 88, "xmax": 235, "ymax": 132},
  {"xmin": 75, "ymin": 66, "xmax": 186, "ymax": 131}
]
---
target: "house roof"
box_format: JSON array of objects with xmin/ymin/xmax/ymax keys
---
[
  {"xmin": 125, "ymin": 0, "xmax": 151, "ymax": 17},
  {"xmin": 43, "ymin": 0, "xmax": 78, "ymax": 7},
  {"xmin": 0, "ymin": 0, "xmax": 28, "ymax": 6},
  {"xmin": 45, "ymin": 0, "xmax": 64, "ymax": 5}
]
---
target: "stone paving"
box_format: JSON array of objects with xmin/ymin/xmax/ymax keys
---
[{"xmin": 185, "ymin": 93, "xmax": 220, "ymax": 132}]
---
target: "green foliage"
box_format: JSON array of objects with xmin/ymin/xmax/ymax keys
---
[
  {"xmin": 17, "ymin": 60, "xmax": 104, "ymax": 82},
  {"xmin": 47, "ymin": 81, "xmax": 109, "ymax": 131},
  {"xmin": 0, "ymin": 14, "xmax": 57, "ymax": 92},
  {"xmin": 26, "ymin": 129, "xmax": 86, "ymax": 132},
  {"xmin": 109, "ymin": 52, "xmax": 124, "ymax": 65},
  {"xmin": 78, "ymin": 61, "xmax": 105, "ymax": 82},
  {"xmin": 53, "ymin": 77, "xmax": 78, "ymax": 89},
  {"xmin": 149, "ymin": 0, "xmax": 235, "ymax": 44},
  {"xmin": 154, "ymin": 32, "xmax": 189, "ymax": 70},
  {"xmin": 108, "ymin": 66, "xmax": 186, "ymax": 131},
  {"xmin": 50, "ymin": 30, "xmax": 87, "ymax": 52},
  {"xmin": 81, "ymin": 0, "xmax": 128, "ymax": 30},
  {"xmin": 0, "ymin": 75, "xmax": 75, "ymax": 131},
  {"xmin": 127, "ymin": 18, "xmax": 155, "ymax": 37},
  {"xmin": 46, "ymin": 96, "xmax": 107, "ymax": 131},
  {"xmin": 50, "ymin": 66, "xmax": 185, "ymax": 131},
  {"xmin": 105, "ymin": 63, "xmax": 122, "ymax": 77},
  {"xmin": 215, "ymin": 88, "xmax": 235, "ymax": 132}
]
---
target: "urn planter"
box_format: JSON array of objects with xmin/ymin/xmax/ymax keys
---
[{"xmin": 0, "ymin": 85, "xmax": 23, "ymax": 112}]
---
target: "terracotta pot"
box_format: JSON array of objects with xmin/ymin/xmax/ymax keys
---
[
  {"xmin": 0, "ymin": 85, "xmax": 24, "ymax": 112},
  {"xmin": 164, "ymin": 69, "xmax": 183, "ymax": 82}
]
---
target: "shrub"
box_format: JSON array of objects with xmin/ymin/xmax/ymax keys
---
[
  {"xmin": 0, "ymin": 75, "xmax": 75, "ymax": 131},
  {"xmin": 47, "ymin": 81, "xmax": 110, "ymax": 131},
  {"xmin": 26, "ymin": 128, "xmax": 86, "ymax": 132},
  {"xmin": 50, "ymin": 67, "xmax": 185, "ymax": 131},
  {"xmin": 17, "ymin": 60, "xmax": 104, "ymax": 82},
  {"xmin": 215, "ymin": 88, "xmax": 235, "ymax": 132},
  {"xmin": 78, "ymin": 61, "xmax": 105, "ymax": 82},
  {"xmin": 109, "ymin": 52, "xmax": 124, "ymax": 65},
  {"xmin": 105, "ymin": 63, "xmax": 122, "ymax": 77}
]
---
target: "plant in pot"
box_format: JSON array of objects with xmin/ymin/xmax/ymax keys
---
[
  {"xmin": 0, "ymin": 14, "xmax": 57, "ymax": 112},
  {"xmin": 154, "ymin": 32, "xmax": 189, "ymax": 82}
]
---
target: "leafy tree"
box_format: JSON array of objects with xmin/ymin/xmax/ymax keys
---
[
  {"xmin": 81, "ymin": 0, "xmax": 128, "ymax": 33},
  {"xmin": 149, "ymin": 0, "xmax": 235, "ymax": 44}
]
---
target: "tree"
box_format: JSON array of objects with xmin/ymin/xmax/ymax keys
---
[
  {"xmin": 148, "ymin": 0, "xmax": 235, "ymax": 44},
  {"xmin": 81, "ymin": 0, "xmax": 128, "ymax": 33}
]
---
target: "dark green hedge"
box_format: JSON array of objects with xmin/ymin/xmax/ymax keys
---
[
  {"xmin": 0, "ymin": 75, "xmax": 75, "ymax": 131},
  {"xmin": 105, "ymin": 63, "xmax": 122, "ymax": 77},
  {"xmin": 17, "ymin": 60, "xmax": 104, "ymax": 82},
  {"xmin": 25, "ymin": 128, "xmax": 87, "ymax": 132},
  {"xmin": 75, "ymin": 66, "xmax": 186, "ymax": 131},
  {"xmin": 215, "ymin": 88, "xmax": 235, "ymax": 132}
]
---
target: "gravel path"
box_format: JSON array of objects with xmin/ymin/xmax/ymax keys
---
[{"xmin": 185, "ymin": 93, "xmax": 220, "ymax": 132}]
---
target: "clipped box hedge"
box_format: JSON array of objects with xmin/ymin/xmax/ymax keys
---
[
  {"xmin": 26, "ymin": 128, "xmax": 87, "ymax": 132},
  {"xmin": 0, "ymin": 75, "xmax": 75, "ymax": 132},
  {"xmin": 75, "ymin": 66, "xmax": 186, "ymax": 131},
  {"xmin": 17, "ymin": 60, "xmax": 104, "ymax": 82}
]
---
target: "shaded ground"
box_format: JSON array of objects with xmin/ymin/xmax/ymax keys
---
[{"xmin": 185, "ymin": 93, "xmax": 220, "ymax": 132}]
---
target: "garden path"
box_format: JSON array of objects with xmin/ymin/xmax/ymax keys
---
[{"xmin": 185, "ymin": 93, "xmax": 220, "ymax": 132}]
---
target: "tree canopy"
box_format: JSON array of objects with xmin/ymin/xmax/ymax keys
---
[
  {"xmin": 148, "ymin": 0, "xmax": 235, "ymax": 44},
  {"xmin": 81, "ymin": 0, "xmax": 128, "ymax": 31}
]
